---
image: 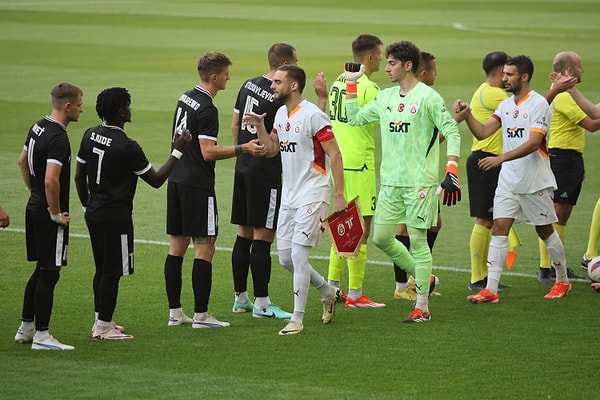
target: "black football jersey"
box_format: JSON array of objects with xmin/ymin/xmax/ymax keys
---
[
  {"xmin": 23, "ymin": 116, "xmax": 71, "ymax": 211},
  {"xmin": 168, "ymin": 86, "xmax": 218, "ymax": 190},
  {"xmin": 76, "ymin": 123, "xmax": 150, "ymax": 220},
  {"xmin": 233, "ymin": 75, "xmax": 282, "ymax": 180}
]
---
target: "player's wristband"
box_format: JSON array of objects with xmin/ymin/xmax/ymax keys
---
[
  {"xmin": 446, "ymin": 161, "xmax": 458, "ymax": 175},
  {"xmin": 346, "ymin": 83, "xmax": 357, "ymax": 94},
  {"xmin": 50, "ymin": 213, "xmax": 62, "ymax": 223},
  {"xmin": 171, "ymin": 149, "xmax": 183, "ymax": 159},
  {"xmin": 234, "ymin": 144, "xmax": 242, "ymax": 156}
]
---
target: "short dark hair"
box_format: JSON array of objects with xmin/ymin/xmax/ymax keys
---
[
  {"xmin": 197, "ymin": 52, "xmax": 232, "ymax": 82},
  {"xmin": 505, "ymin": 55, "xmax": 534, "ymax": 82},
  {"xmin": 51, "ymin": 82, "xmax": 82, "ymax": 109},
  {"xmin": 352, "ymin": 34, "xmax": 383, "ymax": 59},
  {"xmin": 417, "ymin": 51, "xmax": 436, "ymax": 74},
  {"xmin": 268, "ymin": 43, "xmax": 296, "ymax": 70},
  {"xmin": 96, "ymin": 87, "xmax": 131, "ymax": 121},
  {"xmin": 386, "ymin": 41, "xmax": 421, "ymax": 74},
  {"xmin": 277, "ymin": 64, "xmax": 306, "ymax": 93},
  {"xmin": 482, "ymin": 51, "xmax": 509, "ymax": 76}
]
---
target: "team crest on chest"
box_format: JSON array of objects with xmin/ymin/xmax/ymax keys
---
[
  {"xmin": 398, "ymin": 103, "xmax": 405, "ymax": 112},
  {"xmin": 522, "ymin": 109, "xmax": 529, "ymax": 120},
  {"xmin": 410, "ymin": 102, "xmax": 418, "ymax": 114},
  {"xmin": 285, "ymin": 120, "xmax": 302, "ymax": 134}
]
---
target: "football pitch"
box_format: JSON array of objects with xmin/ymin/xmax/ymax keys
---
[{"xmin": 1, "ymin": 0, "xmax": 599, "ymax": 398}]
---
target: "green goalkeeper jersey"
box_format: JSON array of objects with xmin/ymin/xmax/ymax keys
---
[
  {"xmin": 347, "ymin": 81, "xmax": 460, "ymax": 187},
  {"xmin": 328, "ymin": 73, "xmax": 380, "ymax": 170}
]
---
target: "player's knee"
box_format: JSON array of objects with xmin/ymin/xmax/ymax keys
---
[
  {"xmin": 278, "ymin": 249, "xmax": 293, "ymax": 272},
  {"xmin": 39, "ymin": 268, "xmax": 60, "ymax": 286},
  {"xmin": 372, "ymin": 231, "xmax": 393, "ymax": 252}
]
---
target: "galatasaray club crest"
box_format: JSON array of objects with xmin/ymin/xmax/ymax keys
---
[
  {"xmin": 410, "ymin": 103, "xmax": 418, "ymax": 114},
  {"xmin": 522, "ymin": 109, "xmax": 529, "ymax": 120},
  {"xmin": 294, "ymin": 121, "xmax": 301, "ymax": 134}
]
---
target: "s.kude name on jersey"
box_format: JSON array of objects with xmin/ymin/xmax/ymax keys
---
[{"xmin": 90, "ymin": 131, "xmax": 113, "ymax": 146}]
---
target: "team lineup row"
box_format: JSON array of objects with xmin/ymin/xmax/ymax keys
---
[{"xmin": 11, "ymin": 35, "xmax": 600, "ymax": 350}]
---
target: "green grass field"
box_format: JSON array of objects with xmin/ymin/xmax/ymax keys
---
[{"xmin": 1, "ymin": 1, "xmax": 599, "ymax": 399}]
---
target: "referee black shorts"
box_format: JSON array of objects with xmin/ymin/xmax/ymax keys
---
[
  {"xmin": 230, "ymin": 171, "xmax": 281, "ymax": 230},
  {"xmin": 167, "ymin": 182, "xmax": 218, "ymax": 237},
  {"xmin": 466, "ymin": 151, "xmax": 501, "ymax": 220},
  {"xmin": 550, "ymin": 148, "xmax": 584, "ymax": 205},
  {"xmin": 86, "ymin": 217, "xmax": 134, "ymax": 277},
  {"xmin": 25, "ymin": 208, "xmax": 69, "ymax": 267}
]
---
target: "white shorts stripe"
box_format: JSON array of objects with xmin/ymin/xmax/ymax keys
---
[
  {"xmin": 266, "ymin": 188, "xmax": 277, "ymax": 230},
  {"xmin": 121, "ymin": 234, "xmax": 130, "ymax": 276},
  {"xmin": 207, "ymin": 196, "xmax": 216, "ymax": 236},
  {"xmin": 55, "ymin": 226, "xmax": 64, "ymax": 266}
]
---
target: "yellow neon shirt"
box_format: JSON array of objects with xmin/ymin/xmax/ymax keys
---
[
  {"xmin": 469, "ymin": 82, "xmax": 507, "ymax": 154},
  {"xmin": 549, "ymin": 89, "xmax": 587, "ymax": 153}
]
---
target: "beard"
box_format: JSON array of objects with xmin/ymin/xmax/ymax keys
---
[
  {"xmin": 505, "ymin": 82, "xmax": 521, "ymax": 94},
  {"xmin": 274, "ymin": 91, "xmax": 290, "ymax": 103}
]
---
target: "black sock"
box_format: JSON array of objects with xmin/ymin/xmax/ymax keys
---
[
  {"xmin": 192, "ymin": 258, "xmax": 212, "ymax": 313},
  {"xmin": 98, "ymin": 275, "xmax": 120, "ymax": 322},
  {"xmin": 232, "ymin": 235, "xmax": 252, "ymax": 293},
  {"xmin": 164, "ymin": 254, "xmax": 184, "ymax": 309},
  {"xmin": 250, "ymin": 240, "xmax": 272, "ymax": 298},
  {"xmin": 34, "ymin": 268, "xmax": 60, "ymax": 331},
  {"xmin": 427, "ymin": 230, "xmax": 439, "ymax": 251},
  {"xmin": 394, "ymin": 235, "xmax": 410, "ymax": 283}
]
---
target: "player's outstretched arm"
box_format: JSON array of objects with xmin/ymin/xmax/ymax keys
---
[
  {"xmin": 568, "ymin": 87, "xmax": 600, "ymax": 119},
  {"xmin": 142, "ymin": 129, "xmax": 192, "ymax": 188},
  {"xmin": 314, "ymin": 72, "xmax": 328, "ymax": 113},
  {"xmin": 242, "ymin": 112, "xmax": 279, "ymax": 158},
  {"xmin": 454, "ymin": 99, "xmax": 500, "ymax": 140},
  {"xmin": 231, "ymin": 111, "xmax": 240, "ymax": 145},
  {"xmin": 74, "ymin": 161, "xmax": 89, "ymax": 210},
  {"xmin": 546, "ymin": 72, "xmax": 577, "ymax": 104},
  {"xmin": 344, "ymin": 63, "xmax": 365, "ymax": 101},
  {"xmin": 321, "ymin": 137, "xmax": 347, "ymax": 213},
  {"xmin": 478, "ymin": 130, "xmax": 542, "ymax": 172}
]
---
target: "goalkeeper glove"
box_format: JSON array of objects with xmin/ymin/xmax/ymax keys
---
[
  {"xmin": 439, "ymin": 161, "xmax": 461, "ymax": 206},
  {"xmin": 344, "ymin": 63, "xmax": 365, "ymax": 94}
]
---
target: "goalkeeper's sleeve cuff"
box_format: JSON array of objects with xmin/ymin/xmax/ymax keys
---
[{"xmin": 446, "ymin": 161, "xmax": 458, "ymax": 175}]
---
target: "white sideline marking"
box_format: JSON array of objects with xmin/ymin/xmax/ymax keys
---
[{"xmin": 451, "ymin": 22, "xmax": 598, "ymax": 39}]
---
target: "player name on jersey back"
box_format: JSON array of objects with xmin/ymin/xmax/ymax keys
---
[{"xmin": 244, "ymin": 81, "xmax": 275, "ymax": 102}]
